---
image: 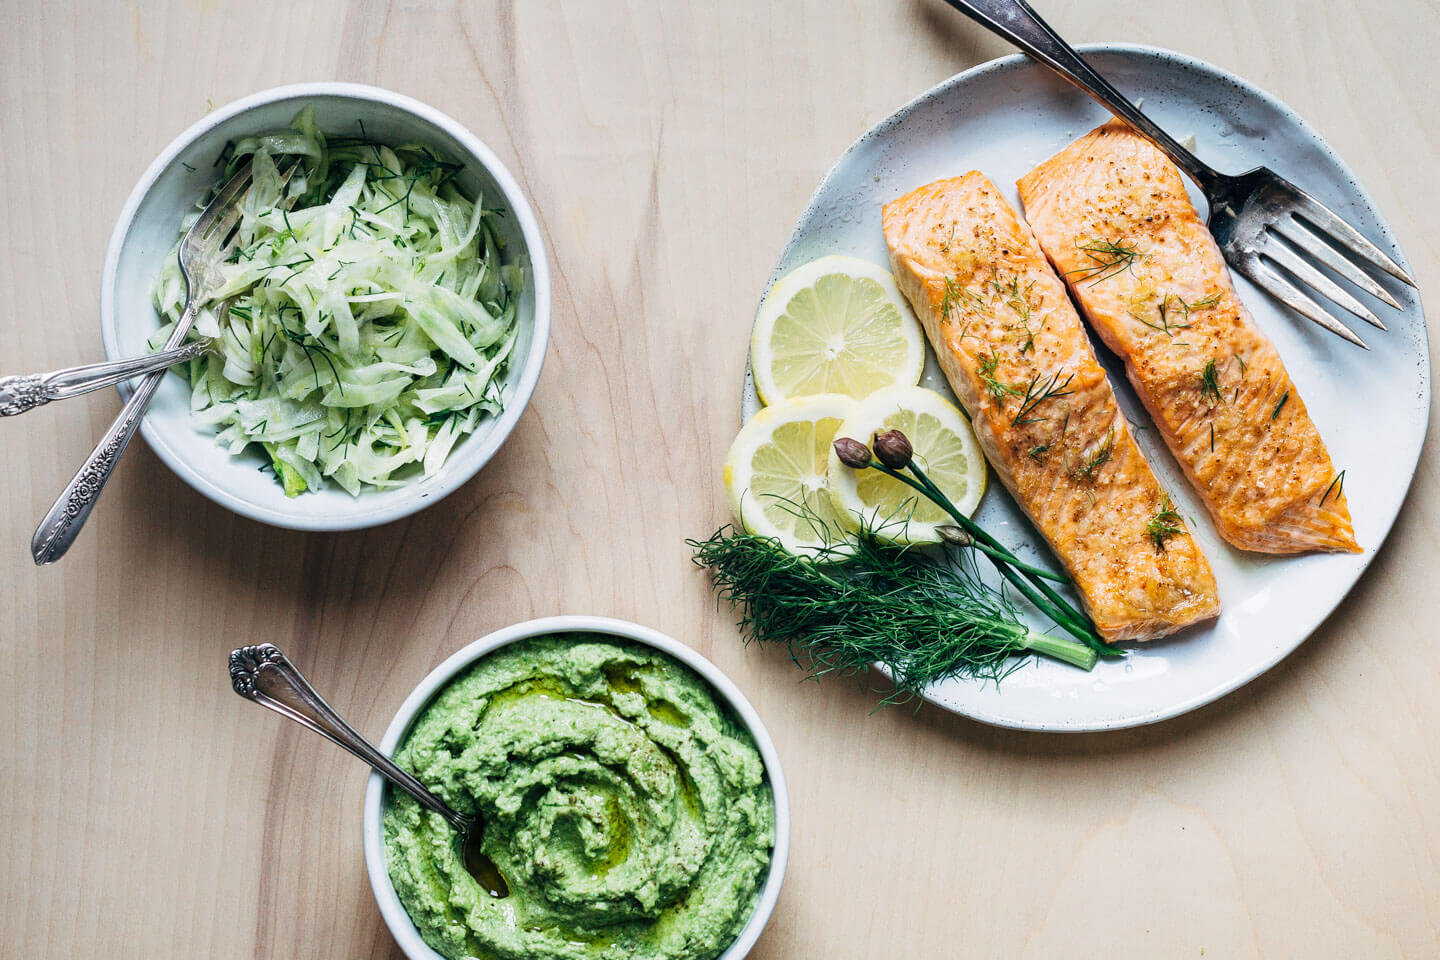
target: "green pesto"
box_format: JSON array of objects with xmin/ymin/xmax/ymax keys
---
[{"xmin": 383, "ymin": 635, "xmax": 775, "ymax": 960}]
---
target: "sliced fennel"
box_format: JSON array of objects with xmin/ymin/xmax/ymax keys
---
[{"xmin": 150, "ymin": 107, "xmax": 524, "ymax": 496}]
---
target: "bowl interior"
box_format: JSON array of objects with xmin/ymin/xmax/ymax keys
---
[
  {"xmin": 360, "ymin": 616, "xmax": 790, "ymax": 960},
  {"xmin": 103, "ymin": 88, "xmax": 546, "ymax": 529}
]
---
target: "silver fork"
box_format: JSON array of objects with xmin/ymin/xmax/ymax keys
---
[
  {"xmin": 30, "ymin": 158, "xmax": 290, "ymax": 565},
  {"xmin": 941, "ymin": 0, "xmax": 1416, "ymax": 349},
  {"xmin": 0, "ymin": 338, "xmax": 216, "ymax": 417}
]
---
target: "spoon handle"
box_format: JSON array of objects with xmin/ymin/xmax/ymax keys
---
[
  {"xmin": 0, "ymin": 338, "xmax": 214, "ymax": 416},
  {"xmin": 229, "ymin": 643, "xmax": 471, "ymax": 834}
]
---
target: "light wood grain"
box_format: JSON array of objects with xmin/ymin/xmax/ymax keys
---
[{"xmin": 2, "ymin": 1, "xmax": 1438, "ymax": 957}]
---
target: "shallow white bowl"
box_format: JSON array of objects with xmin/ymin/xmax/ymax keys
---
[
  {"xmin": 100, "ymin": 83, "xmax": 551, "ymax": 530},
  {"xmin": 361, "ymin": 615, "xmax": 791, "ymax": 960}
]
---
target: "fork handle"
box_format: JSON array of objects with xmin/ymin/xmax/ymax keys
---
[
  {"xmin": 0, "ymin": 339, "xmax": 213, "ymax": 417},
  {"xmin": 940, "ymin": 0, "xmax": 1227, "ymax": 192},
  {"xmin": 29, "ymin": 303, "xmax": 200, "ymax": 565},
  {"xmin": 29, "ymin": 363, "xmax": 167, "ymax": 564}
]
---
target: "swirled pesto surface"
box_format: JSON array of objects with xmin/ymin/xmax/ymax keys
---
[{"xmin": 383, "ymin": 635, "xmax": 776, "ymax": 960}]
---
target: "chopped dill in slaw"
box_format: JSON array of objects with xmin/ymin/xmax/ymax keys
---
[{"xmin": 150, "ymin": 107, "xmax": 523, "ymax": 496}]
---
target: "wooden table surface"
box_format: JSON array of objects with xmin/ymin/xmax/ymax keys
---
[{"xmin": 4, "ymin": 1, "xmax": 1438, "ymax": 957}]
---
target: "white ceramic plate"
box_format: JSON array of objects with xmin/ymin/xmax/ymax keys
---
[{"xmin": 742, "ymin": 44, "xmax": 1429, "ymax": 731}]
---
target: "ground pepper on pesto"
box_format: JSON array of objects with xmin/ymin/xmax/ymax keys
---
[{"xmin": 383, "ymin": 634, "xmax": 776, "ymax": 960}]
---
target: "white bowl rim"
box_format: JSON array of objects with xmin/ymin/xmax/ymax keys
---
[
  {"xmin": 98, "ymin": 81, "xmax": 552, "ymax": 531},
  {"xmin": 360, "ymin": 615, "xmax": 791, "ymax": 960}
]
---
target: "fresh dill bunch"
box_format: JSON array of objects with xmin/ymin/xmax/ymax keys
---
[{"xmin": 689, "ymin": 513, "xmax": 1098, "ymax": 705}]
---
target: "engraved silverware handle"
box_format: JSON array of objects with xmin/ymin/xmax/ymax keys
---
[
  {"xmin": 228, "ymin": 643, "xmax": 473, "ymax": 835},
  {"xmin": 938, "ymin": 0, "xmax": 1225, "ymax": 191},
  {"xmin": 0, "ymin": 339, "xmax": 214, "ymax": 417},
  {"xmin": 30, "ymin": 298, "xmax": 206, "ymax": 565},
  {"xmin": 30, "ymin": 368, "xmax": 166, "ymax": 564},
  {"xmin": 30, "ymin": 159, "xmax": 264, "ymax": 562}
]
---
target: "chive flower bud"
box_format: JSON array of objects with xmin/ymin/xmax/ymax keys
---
[
  {"xmin": 832, "ymin": 437, "xmax": 872, "ymax": 470},
  {"xmin": 872, "ymin": 429, "xmax": 914, "ymax": 470},
  {"xmin": 936, "ymin": 525, "xmax": 973, "ymax": 547}
]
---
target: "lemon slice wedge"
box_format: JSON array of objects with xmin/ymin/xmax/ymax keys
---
[
  {"xmin": 827, "ymin": 385, "xmax": 987, "ymax": 543},
  {"xmin": 751, "ymin": 255, "xmax": 925, "ymax": 404},
  {"xmin": 724, "ymin": 393, "xmax": 859, "ymax": 554}
]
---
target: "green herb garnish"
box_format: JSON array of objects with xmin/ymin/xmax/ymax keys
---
[
  {"xmin": 1272, "ymin": 391, "xmax": 1289, "ymax": 420},
  {"xmin": 991, "ymin": 275, "xmax": 1042, "ymax": 352},
  {"xmin": 1134, "ymin": 292, "xmax": 1220, "ymax": 338},
  {"xmin": 694, "ymin": 432, "xmax": 1121, "ymax": 703},
  {"xmin": 1320, "ymin": 470, "xmax": 1347, "ymax": 506},
  {"xmin": 941, "ymin": 277, "xmax": 983, "ymax": 342},
  {"xmin": 1070, "ymin": 428, "xmax": 1115, "ymax": 482},
  {"xmin": 1067, "ymin": 238, "xmax": 1143, "ymax": 285},
  {"xmin": 1012, "ymin": 370, "xmax": 1075, "ymax": 425},
  {"xmin": 692, "ymin": 515, "xmax": 1095, "ymax": 701},
  {"xmin": 978, "ymin": 351, "xmax": 1021, "ymax": 400},
  {"xmin": 1199, "ymin": 358, "xmax": 1222, "ymax": 405},
  {"xmin": 1145, "ymin": 494, "xmax": 1183, "ymax": 553}
]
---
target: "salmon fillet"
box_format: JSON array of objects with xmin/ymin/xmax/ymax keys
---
[
  {"xmin": 882, "ymin": 173, "xmax": 1220, "ymax": 642},
  {"xmin": 1017, "ymin": 122, "xmax": 1359, "ymax": 554}
]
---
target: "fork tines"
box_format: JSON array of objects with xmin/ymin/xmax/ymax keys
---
[{"xmin": 1236, "ymin": 177, "xmax": 1415, "ymax": 350}]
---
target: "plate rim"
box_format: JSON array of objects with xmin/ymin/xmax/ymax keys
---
[{"xmin": 745, "ymin": 42, "xmax": 1431, "ymax": 732}]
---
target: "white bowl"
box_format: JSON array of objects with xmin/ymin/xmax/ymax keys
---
[
  {"xmin": 100, "ymin": 83, "xmax": 551, "ymax": 530},
  {"xmin": 361, "ymin": 616, "xmax": 790, "ymax": 960}
]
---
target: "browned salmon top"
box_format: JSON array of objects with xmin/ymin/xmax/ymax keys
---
[
  {"xmin": 1017, "ymin": 121, "xmax": 1358, "ymax": 554},
  {"xmin": 882, "ymin": 172, "xmax": 1219, "ymax": 642}
]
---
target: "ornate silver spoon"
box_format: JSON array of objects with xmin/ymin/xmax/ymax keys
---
[{"xmin": 228, "ymin": 643, "xmax": 510, "ymax": 898}]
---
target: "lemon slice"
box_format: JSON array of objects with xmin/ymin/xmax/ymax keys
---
[
  {"xmin": 724, "ymin": 394, "xmax": 859, "ymax": 554},
  {"xmin": 751, "ymin": 255, "xmax": 926, "ymax": 404},
  {"xmin": 826, "ymin": 385, "xmax": 987, "ymax": 543}
]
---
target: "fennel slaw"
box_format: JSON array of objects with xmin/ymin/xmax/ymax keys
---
[{"xmin": 150, "ymin": 107, "xmax": 523, "ymax": 496}]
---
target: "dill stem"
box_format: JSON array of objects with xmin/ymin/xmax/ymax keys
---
[
  {"xmin": 872, "ymin": 463, "xmax": 1061, "ymax": 579},
  {"xmin": 1019, "ymin": 628, "xmax": 1098, "ymax": 670},
  {"xmin": 992, "ymin": 558, "xmax": 1088, "ymax": 639},
  {"xmin": 877, "ymin": 462, "xmax": 1079, "ymax": 634},
  {"xmin": 875, "ymin": 460, "xmax": 1114, "ymax": 657},
  {"xmin": 918, "ymin": 463, "xmax": 1109, "ymax": 654},
  {"xmin": 970, "ymin": 539, "xmax": 1064, "ymax": 582},
  {"xmin": 908, "ymin": 463, "xmax": 1071, "ymax": 594}
]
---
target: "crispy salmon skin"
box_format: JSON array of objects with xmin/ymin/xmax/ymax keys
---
[
  {"xmin": 882, "ymin": 173, "xmax": 1219, "ymax": 642},
  {"xmin": 1017, "ymin": 121, "xmax": 1359, "ymax": 554}
]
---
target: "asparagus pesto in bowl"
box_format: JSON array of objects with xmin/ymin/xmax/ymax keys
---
[
  {"xmin": 381, "ymin": 633, "xmax": 778, "ymax": 960},
  {"xmin": 149, "ymin": 106, "xmax": 523, "ymax": 496}
]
